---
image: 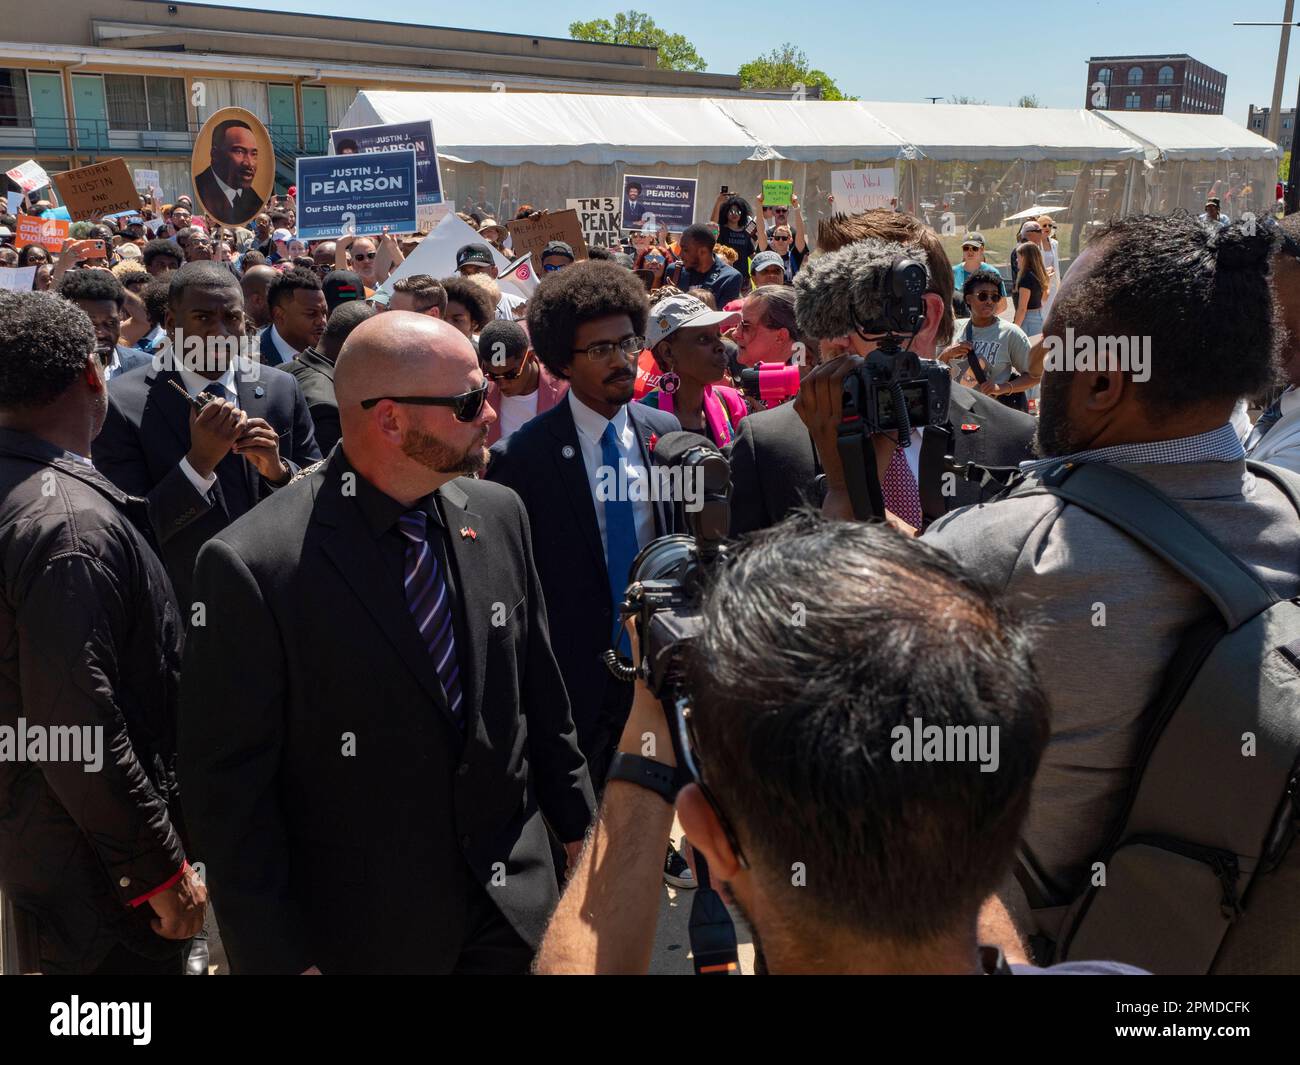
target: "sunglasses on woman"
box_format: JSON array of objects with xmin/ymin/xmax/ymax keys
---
[{"xmin": 360, "ymin": 382, "xmax": 489, "ymax": 422}]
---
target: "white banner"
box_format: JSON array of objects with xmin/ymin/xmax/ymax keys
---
[{"xmin": 830, "ymin": 168, "xmax": 896, "ymax": 213}]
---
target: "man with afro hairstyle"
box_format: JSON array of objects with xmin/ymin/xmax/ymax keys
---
[{"xmin": 487, "ymin": 262, "xmax": 681, "ymax": 795}]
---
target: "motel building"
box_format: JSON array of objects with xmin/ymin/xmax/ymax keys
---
[{"xmin": 0, "ymin": 0, "xmax": 745, "ymax": 205}]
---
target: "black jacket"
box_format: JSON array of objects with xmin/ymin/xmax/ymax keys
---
[
  {"xmin": 726, "ymin": 384, "xmax": 1038, "ymax": 536},
  {"xmin": 0, "ymin": 429, "xmax": 187, "ymax": 973},
  {"xmin": 285, "ymin": 347, "xmax": 341, "ymax": 456},
  {"xmin": 194, "ymin": 167, "xmax": 261, "ymax": 226},
  {"xmin": 486, "ymin": 399, "xmax": 680, "ymax": 758},
  {"xmin": 92, "ymin": 362, "xmax": 321, "ymax": 610},
  {"xmin": 178, "ymin": 450, "xmax": 594, "ymax": 974}
]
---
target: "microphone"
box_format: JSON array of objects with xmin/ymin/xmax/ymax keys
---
[{"xmin": 651, "ymin": 431, "xmax": 731, "ymax": 548}]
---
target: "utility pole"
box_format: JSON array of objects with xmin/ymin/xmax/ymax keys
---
[
  {"xmin": 1237, "ymin": 15, "xmax": 1300, "ymax": 212},
  {"xmin": 1269, "ymin": 0, "xmax": 1296, "ymax": 143}
]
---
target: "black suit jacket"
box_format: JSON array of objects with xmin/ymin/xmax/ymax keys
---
[
  {"xmin": 285, "ymin": 347, "xmax": 341, "ymax": 455},
  {"xmin": 177, "ymin": 451, "xmax": 594, "ymax": 974},
  {"xmin": 194, "ymin": 167, "xmax": 261, "ymax": 226},
  {"xmin": 727, "ymin": 384, "xmax": 1038, "ymax": 536},
  {"xmin": 93, "ymin": 362, "xmax": 321, "ymax": 610},
  {"xmin": 256, "ymin": 325, "xmax": 296, "ymax": 368},
  {"xmin": 486, "ymin": 399, "xmax": 681, "ymax": 753}
]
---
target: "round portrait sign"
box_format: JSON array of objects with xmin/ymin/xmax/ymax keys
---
[{"xmin": 190, "ymin": 106, "xmax": 275, "ymax": 228}]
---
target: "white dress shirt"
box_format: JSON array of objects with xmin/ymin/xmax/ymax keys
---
[
  {"xmin": 1247, "ymin": 386, "xmax": 1300, "ymax": 476},
  {"xmin": 267, "ymin": 323, "xmax": 301, "ymax": 364},
  {"xmin": 176, "ymin": 365, "xmax": 239, "ymax": 497},
  {"xmin": 567, "ymin": 390, "xmax": 656, "ymax": 560},
  {"xmin": 211, "ymin": 168, "xmax": 242, "ymax": 211}
]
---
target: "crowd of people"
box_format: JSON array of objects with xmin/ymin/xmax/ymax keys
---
[{"xmin": 1, "ymin": 166, "xmax": 1299, "ymax": 979}]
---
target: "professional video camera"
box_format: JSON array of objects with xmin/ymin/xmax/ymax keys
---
[
  {"xmin": 602, "ymin": 430, "xmax": 741, "ymax": 975},
  {"xmin": 793, "ymin": 238, "xmax": 952, "ymax": 520}
]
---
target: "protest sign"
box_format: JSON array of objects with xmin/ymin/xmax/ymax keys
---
[
  {"xmin": 622, "ymin": 174, "xmax": 697, "ymax": 232},
  {"xmin": 6, "ymin": 160, "xmax": 49, "ymax": 194},
  {"xmin": 0, "ymin": 267, "xmax": 37, "ymax": 292},
  {"xmin": 191, "ymin": 107, "xmax": 274, "ymax": 226},
  {"xmin": 381, "ymin": 212, "xmax": 511, "ymax": 295},
  {"xmin": 566, "ymin": 196, "xmax": 621, "ymax": 249},
  {"xmin": 6, "ymin": 191, "xmax": 22, "ymax": 217},
  {"xmin": 506, "ymin": 209, "xmax": 588, "ymax": 264},
  {"xmin": 133, "ymin": 168, "xmax": 161, "ymax": 201},
  {"xmin": 762, "ymin": 180, "xmax": 793, "ymax": 208},
  {"xmin": 14, "ymin": 213, "xmax": 69, "ymax": 251},
  {"xmin": 52, "ymin": 158, "xmax": 142, "ymax": 222},
  {"xmin": 296, "ymin": 150, "xmax": 418, "ymax": 240},
  {"xmin": 416, "ymin": 200, "xmax": 455, "ymax": 235},
  {"xmin": 331, "ymin": 120, "xmax": 443, "ymax": 205},
  {"xmin": 830, "ymin": 168, "xmax": 896, "ymax": 213}
]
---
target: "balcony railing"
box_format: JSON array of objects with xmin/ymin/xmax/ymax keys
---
[{"xmin": 0, "ymin": 117, "xmax": 334, "ymax": 161}]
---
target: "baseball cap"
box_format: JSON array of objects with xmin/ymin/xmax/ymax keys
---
[
  {"xmin": 321, "ymin": 269, "xmax": 364, "ymax": 312},
  {"xmin": 541, "ymin": 240, "xmax": 574, "ymax": 261},
  {"xmin": 272, "ymin": 228, "xmax": 293, "ymax": 243},
  {"xmin": 456, "ymin": 243, "xmax": 495, "ymax": 269},
  {"xmin": 961, "ymin": 233, "xmax": 985, "ymax": 248},
  {"xmin": 751, "ymin": 250, "xmax": 785, "ymax": 274},
  {"xmin": 646, "ymin": 292, "xmax": 740, "ymax": 347}
]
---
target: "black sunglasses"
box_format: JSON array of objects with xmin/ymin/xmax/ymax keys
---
[
  {"xmin": 481, "ymin": 354, "xmax": 528, "ymax": 381},
  {"xmin": 970, "ymin": 291, "xmax": 999, "ymax": 303},
  {"xmin": 360, "ymin": 382, "xmax": 488, "ymax": 422}
]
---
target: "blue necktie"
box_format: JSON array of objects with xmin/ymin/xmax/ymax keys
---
[
  {"xmin": 398, "ymin": 510, "xmax": 465, "ymax": 731},
  {"xmin": 202, "ymin": 381, "xmax": 229, "ymax": 402},
  {"xmin": 600, "ymin": 422, "xmax": 640, "ymax": 648}
]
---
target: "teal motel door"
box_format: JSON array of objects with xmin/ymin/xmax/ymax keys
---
[
  {"xmin": 28, "ymin": 71, "xmax": 69, "ymax": 152},
  {"xmin": 71, "ymin": 74, "xmax": 109, "ymax": 153}
]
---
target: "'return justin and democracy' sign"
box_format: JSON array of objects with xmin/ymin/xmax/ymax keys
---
[
  {"xmin": 621, "ymin": 174, "xmax": 697, "ymax": 233},
  {"xmin": 296, "ymin": 150, "xmax": 418, "ymax": 240},
  {"xmin": 52, "ymin": 158, "xmax": 143, "ymax": 222},
  {"xmin": 330, "ymin": 120, "xmax": 443, "ymax": 205}
]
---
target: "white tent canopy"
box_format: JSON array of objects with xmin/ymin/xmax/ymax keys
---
[
  {"xmin": 338, "ymin": 90, "xmax": 1275, "ymax": 168},
  {"xmin": 1096, "ymin": 110, "xmax": 1280, "ymax": 162},
  {"xmin": 863, "ymin": 102, "xmax": 1144, "ymax": 162}
]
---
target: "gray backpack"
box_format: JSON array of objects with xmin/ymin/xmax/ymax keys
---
[{"xmin": 1013, "ymin": 460, "xmax": 1300, "ymax": 975}]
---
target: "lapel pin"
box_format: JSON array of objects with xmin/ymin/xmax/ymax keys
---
[
  {"xmin": 254, "ymin": 385, "xmax": 265, "ymax": 398},
  {"xmin": 648, "ymin": 432, "xmax": 658, "ymax": 454},
  {"xmin": 960, "ymin": 423, "xmax": 980, "ymax": 432},
  {"xmin": 459, "ymin": 526, "xmax": 477, "ymax": 541},
  {"xmin": 561, "ymin": 444, "xmax": 576, "ymax": 459}
]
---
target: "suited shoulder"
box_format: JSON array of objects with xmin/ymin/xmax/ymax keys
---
[
  {"xmin": 248, "ymin": 361, "xmax": 304, "ymax": 393},
  {"xmin": 953, "ymin": 383, "xmax": 1036, "ymax": 435},
  {"xmin": 630, "ymin": 402, "xmax": 680, "ymax": 435},
  {"xmin": 206, "ymin": 462, "xmax": 325, "ymax": 564},
  {"xmin": 451, "ymin": 476, "xmax": 527, "ymax": 522},
  {"xmin": 489, "ymin": 401, "xmax": 560, "ymax": 461}
]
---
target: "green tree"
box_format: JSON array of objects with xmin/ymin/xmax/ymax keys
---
[
  {"xmin": 737, "ymin": 43, "xmax": 854, "ymax": 101},
  {"xmin": 1281, "ymin": 151, "xmax": 1291, "ymax": 183},
  {"xmin": 1017, "ymin": 94, "xmax": 1041, "ymax": 108},
  {"xmin": 569, "ymin": 11, "xmax": 707, "ymax": 71}
]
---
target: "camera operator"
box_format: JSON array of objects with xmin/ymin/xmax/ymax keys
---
[
  {"xmin": 535, "ymin": 512, "xmax": 1142, "ymax": 975},
  {"xmin": 727, "ymin": 211, "xmax": 1037, "ymax": 536}
]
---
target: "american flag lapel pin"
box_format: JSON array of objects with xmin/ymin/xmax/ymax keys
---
[{"xmin": 459, "ymin": 526, "xmax": 477, "ymax": 541}]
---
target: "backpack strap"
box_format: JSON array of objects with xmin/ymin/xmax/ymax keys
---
[{"xmin": 1037, "ymin": 461, "xmax": 1277, "ymax": 631}]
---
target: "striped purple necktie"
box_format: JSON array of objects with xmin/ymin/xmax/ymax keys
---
[{"xmin": 398, "ymin": 510, "xmax": 465, "ymax": 730}]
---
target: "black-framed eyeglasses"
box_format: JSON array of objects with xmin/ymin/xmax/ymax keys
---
[
  {"xmin": 360, "ymin": 382, "xmax": 488, "ymax": 422},
  {"xmin": 572, "ymin": 334, "xmax": 644, "ymax": 361},
  {"xmin": 676, "ymin": 697, "xmax": 750, "ymax": 871}
]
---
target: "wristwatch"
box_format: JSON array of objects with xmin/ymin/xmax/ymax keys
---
[{"xmin": 606, "ymin": 753, "xmax": 680, "ymax": 805}]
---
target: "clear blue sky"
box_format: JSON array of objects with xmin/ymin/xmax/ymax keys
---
[{"xmin": 197, "ymin": 0, "xmax": 1299, "ymax": 123}]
